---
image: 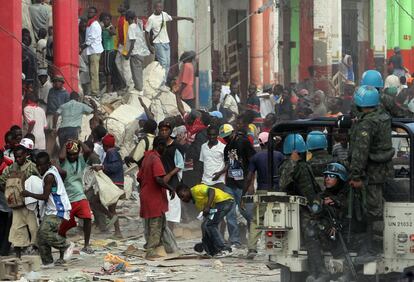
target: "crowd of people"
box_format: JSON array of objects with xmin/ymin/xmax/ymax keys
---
[{"xmin": 5, "ymin": 0, "xmax": 414, "ymax": 281}]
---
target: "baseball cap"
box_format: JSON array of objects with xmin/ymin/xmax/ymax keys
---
[
  {"xmin": 20, "ymin": 138, "xmax": 34, "ymax": 150},
  {"xmin": 38, "ymin": 69, "xmax": 48, "ymax": 76},
  {"xmin": 209, "ymin": 111, "xmax": 223, "ymax": 119},
  {"xmin": 258, "ymin": 132, "xmax": 269, "ymax": 145},
  {"xmin": 219, "ymin": 124, "xmax": 234, "ymax": 138},
  {"xmin": 52, "ymin": 75, "xmax": 65, "ymax": 83}
]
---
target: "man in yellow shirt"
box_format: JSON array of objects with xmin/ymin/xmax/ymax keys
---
[{"xmin": 177, "ymin": 183, "xmax": 234, "ymax": 257}]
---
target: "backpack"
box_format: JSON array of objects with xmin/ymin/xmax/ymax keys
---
[{"xmin": 4, "ymin": 171, "xmax": 26, "ymax": 208}]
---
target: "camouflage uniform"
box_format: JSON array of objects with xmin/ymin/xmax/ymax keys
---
[
  {"xmin": 349, "ymin": 108, "xmax": 393, "ymax": 255},
  {"xmin": 280, "ymin": 159, "xmax": 324, "ymax": 277},
  {"xmin": 279, "ymin": 159, "xmax": 321, "ymax": 204},
  {"xmin": 381, "ymin": 92, "xmax": 414, "ymax": 118},
  {"xmin": 308, "ymin": 150, "xmax": 334, "ymax": 177},
  {"xmin": 37, "ymin": 215, "xmax": 70, "ymax": 265},
  {"xmin": 304, "ymin": 183, "xmax": 350, "ymax": 278}
]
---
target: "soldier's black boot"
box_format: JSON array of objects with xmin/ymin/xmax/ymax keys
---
[
  {"xmin": 305, "ymin": 238, "xmax": 329, "ymax": 282},
  {"xmin": 337, "ymin": 262, "xmax": 352, "ymax": 282},
  {"xmin": 354, "ymin": 223, "xmax": 379, "ymax": 265}
]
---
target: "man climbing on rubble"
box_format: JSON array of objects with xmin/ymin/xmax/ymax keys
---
[
  {"xmin": 124, "ymin": 119, "xmax": 157, "ymax": 167},
  {"xmin": 145, "ymin": 1, "xmax": 194, "ymax": 82},
  {"xmin": 125, "ymin": 10, "xmax": 150, "ymax": 92}
]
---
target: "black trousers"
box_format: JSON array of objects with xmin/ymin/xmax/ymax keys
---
[{"xmin": 0, "ymin": 211, "xmax": 12, "ymax": 256}]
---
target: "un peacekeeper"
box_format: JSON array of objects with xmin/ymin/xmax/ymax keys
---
[
  {"xmin": 306, "ymin": 131, "xmax": 334, "ymax": 177},
  {"xmin": 279, "ymin": 133, "xmax": 321, "ymax": 205},
  {"xmin": 361, "ymin": 69, "xmax": 414, "ymax": 118},
  {"xmin": 349, "ymin": 85, "xmax": 394, "ymax": 264},
  {"xmin": 304, "ymin": 163, "xmax": 351, "ymax": 282},
  {"xmin": 279, "ymin": 134, "xmax": 324, "ymax": 280}
]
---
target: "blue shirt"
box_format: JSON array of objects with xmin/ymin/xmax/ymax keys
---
[
  {"xmin": 103, "ymin": 148, "xmax": 124, "ymax": 185},
  {"xmin": 47, "ymin": 88, "xmax": 70, "ymax": 115},
  {"xmin": 248, "ymin": 150, "xmax": 284, "ymax": 190},
  {"xmin": 57, "ymin": 100, "xmax": 93, "ymax": 128}
]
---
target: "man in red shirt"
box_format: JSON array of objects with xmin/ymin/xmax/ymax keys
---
[
  {"xmin": 137, "ymin": 136, "xmax": 175, "ymax": 259},
  {"xmin": 176, "ymin": 51, "xmax": 196, "ymax": 108}
]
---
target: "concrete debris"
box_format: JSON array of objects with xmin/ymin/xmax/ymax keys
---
[{"xmin": 212, "ymin": 260, "xmax": 223, "ymax": 269}]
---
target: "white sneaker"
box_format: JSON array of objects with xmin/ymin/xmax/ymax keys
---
[
  {"xmin": 63, "ymin": 242, "xmax": 75, "ymax": 260},
  {"xmin": 41, "ymin": 263, "xmax": 54, "ymax": 269},
  {"xmin": 215, "ymin": 250, "xmax": 232, "ymax": 258}
]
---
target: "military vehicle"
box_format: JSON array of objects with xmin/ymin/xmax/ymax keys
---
[{"xmin": 256, "ymin": 118, "xmax": 413, "ymax": 281}]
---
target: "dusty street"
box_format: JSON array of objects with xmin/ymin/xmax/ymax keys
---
[{"xmin": 17, "ymin": 198, "xmax": 280, "ymax": 282}]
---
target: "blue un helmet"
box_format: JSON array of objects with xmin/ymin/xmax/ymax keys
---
[
  {"xmin": 353, "ymin": 85, "xmax": 380, "ymax": 108},
  {"xmin": 323, "ymin": 163, "xmax": 348, "ymax": 182},
  {"xmin": 283, "ymin": 134, "xmax": 307, "ymax": 155},
  {"xmin": 360, "ymin": 70, "xmax": 384, "ymax": 88},
  {"xmin": 306, "ymin": 131, "xmax": 328, "ymax": 151}
]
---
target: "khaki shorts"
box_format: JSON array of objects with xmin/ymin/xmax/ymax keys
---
[
  {"xmin": 46, "ymin": 115, "xmax": 61, "ymax": 130},
  {"xmin": 9, "ymin": 208, "xmax": 39, "ymax": 247}
]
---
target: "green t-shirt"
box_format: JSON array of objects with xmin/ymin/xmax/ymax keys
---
[
  {"xmin": 61, "ymin": 156, "xmax": 87, "ymax": 202},
  {"xmin": 102, "ymin": 28, "xmax": 114, "ymax": 51}
]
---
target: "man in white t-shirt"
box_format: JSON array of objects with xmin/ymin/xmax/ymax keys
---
[
  {"xmin": 199, "ymin": 125, "xmax": 241, "ymax": 247},
  {"xmin": 125, "ymin": 10, "xmax": 150, "ymax": 92},
  {"xmin": 145, "ymin": 1, "xmax": 193, "ymax": 82},
  {"xmin": 199, "ymin": 126, "xmax": 226, "ymax": 188},
  {"xmin": 82, "ymin": 7, "xmax": 104, "ymax": 97},
  {"xmin": 24, "ymin": 93, "xmax": 48, "ymax": 150}
]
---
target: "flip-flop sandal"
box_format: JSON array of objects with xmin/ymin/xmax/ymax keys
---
[
  {"xmin": 106, "ymin": 215, "xmax": 119, "ymax": 228},
  {"xmin": 81, "ymin": 246, "xmax": 95, "ymax": 255},
  {"xmin": 54, "ymin": 259, "xmax": 66, "ymax": 266}
]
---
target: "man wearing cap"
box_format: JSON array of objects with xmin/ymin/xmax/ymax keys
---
[
  {"xmin": 54, "ymin": 91, "xmax": 94, "ymax": 147},
  {"xmin": 24, "ymin": 93, "xmax": 47, "ymax": 150},
  {"xmin": 55, "ymin": 141, "xmax": 94, "ymax": 254},
  {"xmin": 46, "ymin": 75, "xmax": 69, "ymax": 153},
  {"xmin": 93, "ymin": 134, "xmax": 124, "ymax": 238},
  {"xmin": 37, "ymin": 69, "xmax": 52, "ymax": 110},
  {"xmin": 219, "ymin": 123, "xmax": 256, "ymax": 246},
  {"xmin": 244, "ymin": 132, "xmax": 284, "ymax": 259},
  {"xmin": 0, "ymin": 145, "xmax": 40, "ymax": 258}
]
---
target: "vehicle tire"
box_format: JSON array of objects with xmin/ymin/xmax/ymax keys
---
[{"xmin": 280, "ymin": 266, "xmax": 308, "ymax": 282}]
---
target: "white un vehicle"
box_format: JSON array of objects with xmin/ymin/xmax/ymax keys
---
[{"xmin": 256, "ymin": 118, "xmax": 414, "ymax": 282}]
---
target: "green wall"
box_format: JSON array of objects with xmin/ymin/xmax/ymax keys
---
[{"xmin": 290, "ymin": 0, "xmax": 300, "ymax": 81}]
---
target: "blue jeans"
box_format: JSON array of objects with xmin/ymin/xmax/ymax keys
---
[
  {"xmin": 154, "ymin": 43, "xmax": 171, "ymax": 82},
  {"xmin": 222, "ymin": 186, "xmax": 254, "ymax": 245},
  {"xmin": 201, "ymin": 200, "xmax": 234, "ymax": 254}
]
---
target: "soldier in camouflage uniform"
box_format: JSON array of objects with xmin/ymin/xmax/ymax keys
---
[
  {"xmin": 348, "ymin": 85, "xmax": 394, "ymax": 264},
  {"xmin": 381, "ymin": 86, "xmax": 414, "ymax": 118},
  {"xmin": 279, "ymin": 134, "xmax": 325, "ymax": 281},
  {"xmin": 304, "ymin": 163, "xmax": 351, "ymax": 282},
  {"xmin": 306, "ymin": 131, "xmax": 334, "ymax": 177},
  {"xmin": 361, "ymin": 70, "xmax": 414, "ymax": 118}
]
